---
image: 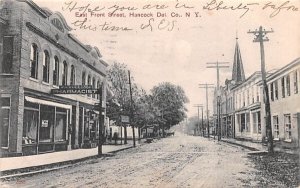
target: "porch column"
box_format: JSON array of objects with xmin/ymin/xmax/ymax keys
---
[
  {"xmin": 74, "ymin": 101, "xmax": 80, "ymax": 149},
  {"xmin": 80, "ymin": 107, "xmax": 85, "ymax": 147},
  {"xmin": 250, "ymin": 111, "xmax": 254, "ymax": 138}
]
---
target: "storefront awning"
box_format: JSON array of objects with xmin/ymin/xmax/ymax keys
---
[{"xmin": 25, "ymin": 96, "xmax": 72, "ymax": 110}]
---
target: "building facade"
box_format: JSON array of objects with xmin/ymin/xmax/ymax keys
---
[
  {"xmin": 261, "ymin": 58, "xmax": 300, "ymax": 150},
  {"xmin": 0, "ymin": 0, "xmax": 108, "ymax": 157},
  {"xmin": 232, "ymin": 72, "xmax": 262, "ymax": 141}
]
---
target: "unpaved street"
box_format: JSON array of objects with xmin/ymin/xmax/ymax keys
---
[{"xmin": 1, "ymin": 133, "xmax": 259, "ymax": 188}]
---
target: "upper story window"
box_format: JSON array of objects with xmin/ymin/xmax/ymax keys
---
[
  {"xmin": 43, "ymin": 50, "xmax": 50, "ymax": 83},
  {"xmin": 270, "ymin": 82, "xmax": 274, "ymax": 101},
  {"xmin": 30, "ymin": 44, "xmax": 39, "ymax": 79},
  {"xmin": 87, "ymin": 75, "xmax": 91, "ymax": 97},
  {"xmin": 286, "ymin": 75, "xmax": 291, "ymax": 97},
  {"xmin": 51, "ymin": 18, "xmax": 64, "ymax": 33},
  {"xmin": 62, "ymin": 61, "xmax": 68, "ymax": 86},
  {"xmin": 294, "ymin": 71, "xmax": 298, "ymax": 94},
  {"xmin": 82, "ymin": 71, "xmax": 86, "ymax": 85},
  {"xmin": 1, "ymin": 36, "xmax": 13, "ymax": 74},
  {"xmin": 246, "ymin": 90, "xmax": 249, "ymax": 106},
  {"xmin": 53, "ymin": 56, "xmax": 59, "ymax": 86},
  {"xmin": 97, "ymin": 80, "xmax": 100, "ymax": 100},
  {"xmin": 281, "ymin": 77, "xmax": 285, "ymax": 98},
  {"xmin": 92, "ymin": 78, "xmax": 96, "ymax": 98},
  {"xmin": 70, "ymin": 65, "xmax": 75, "ymax": 85},
  {"xmin": 274, "ymin": 80, "xmax": 278, "ymax": 100},
  {"xmin": 256, "ymin": 86, "xmax": 259, "ymax": 102}
]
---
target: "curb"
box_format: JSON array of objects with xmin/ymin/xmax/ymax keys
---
[
  {"xmin": 220, "ymin": 139, "xmax": 261, "ymax": 151},
  {"xmin": 0, "ymin": 146, "xmax": 133, "ymax": 180}
]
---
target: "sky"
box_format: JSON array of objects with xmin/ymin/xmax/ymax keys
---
[{"xmin": 33, "ymin": 0, "xmax": 300, "ymax": 117}]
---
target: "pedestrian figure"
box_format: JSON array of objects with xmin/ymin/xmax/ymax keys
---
[{"xmin": 113, "ymin": 132, "xmax": 118, "ymax": 145}]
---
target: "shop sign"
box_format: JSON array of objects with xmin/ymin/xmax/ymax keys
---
[
  {"xmin": 59, "ymin": 85, "xmax": 93, "ymax": 89},
  {"xmin": 41, "ymin": 120, "xmax": 48, "ymax": 127},
  {"xmin": 121, "ymin": 115, "xmax": 130, "ymax": 123},
  {"xmin": 51, "ymin": 85, "xmax": 101, "ymax": 94}
]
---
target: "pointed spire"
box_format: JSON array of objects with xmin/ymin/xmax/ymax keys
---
[{"xmin": 232, "ymin": 37, "xmax": 245, "ymax": 84}]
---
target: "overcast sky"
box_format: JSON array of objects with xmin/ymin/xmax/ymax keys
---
[{"xmin": 34, "ymin": 0, "xmax": 300, "ymax": 117}]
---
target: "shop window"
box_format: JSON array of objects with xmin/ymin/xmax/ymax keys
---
[
  {"xmin": 53, "ymin": 56, "xmax": 59, "ymax": 86},
  {"xmin": 30, "ymin": 43, "xmax": 39, "ymax": 79},
  {"xmin": 1, "ymin": 36, "xmax": 13, "ymax": 74},
  {"xmin": 23, "ymin": 109, "xmax": 38, "ymax": 144},
  {"xmin": 62, "ymin": 61, "xmax": 68, "ymax": 86},
  {"xmin": 82, "ymin": 71, "xmax": 86, "ymax": 85},
  {"xmin": 43, "ymin": 50, "xmax": 50, "ymax": 83},
  {"xmin": 70, "ymin": 65, "xmax": 75, "ymax": 85},
  {"xmin": 273, "ymin": 115, "xmax": 279, "ymax": 139},
  {"xmin": 0, "ymin": 97, "xmax": 10, "ymax": 147},
  {"xmin": 294, "ymin": 71, "xmax": 298, "ymax": 94},
  {"xmin": 39, "ymin": 105, "xmax": 54, "ymax": 142},
  {"xmin": 286, "ymin": 75, "xmax": 291, "ymax": 96},
  {"xmin": 257, "ymin": 112, "xmax": 261, "ymax": 134},
  {"xmin": 55, "ymin": 108, "xmax": 67, "ymax": 141},
  {"xmin": 284, "ymin": 114, "xmax": 291, "ymax": 141}
]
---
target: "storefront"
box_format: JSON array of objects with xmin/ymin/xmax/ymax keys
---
[{"xmin": 22, "ymin": 96, "xmax": 71, "ymax": 155}]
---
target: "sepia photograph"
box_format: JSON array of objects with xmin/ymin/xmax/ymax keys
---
[{"xmin": 0, "ymin": 0, "xmax": 299, "ymax": 187}]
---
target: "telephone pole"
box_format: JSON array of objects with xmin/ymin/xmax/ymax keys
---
[
  {"xmin": 193, "ymin": 104, "xmax": 203, "ymax": 136},
  {"xmin": 199, "ymin": 83, "xmax": 214, "ymax": 138},
  {"xmin": 97, "ymin": 84, "xmax": 103, "ymax": 157},
  {"xmin": 207, "ymin": 61, "xmax": 229, "ymax": 141},
  {"xmin": 248, "ymin": 26, "xmax": 274, "ymax": 153},
  {"xmin": 128, "ymin": 70, "xmax": 136, "ymax": 147}
]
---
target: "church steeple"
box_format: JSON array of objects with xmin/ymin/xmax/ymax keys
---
[{"xmin": 232, "ymin": 36, "xmax": 245, "ymax": 84}]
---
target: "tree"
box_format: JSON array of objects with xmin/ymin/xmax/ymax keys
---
[
  {"xmin": 150, "ymin": 82, "xmax": 189, "ymax": 136},
  {"xmin": 186, "ymin": 116, "xmax": 199, "ymax": 135},
  {"xmin": 106, "ymin": 62, "xmax": 130, "ymax": 144}
]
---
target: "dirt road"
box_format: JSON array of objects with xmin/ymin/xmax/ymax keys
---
[{"xmin": 1, "ymin": 133, "xmax": 259, "ymax": 188}]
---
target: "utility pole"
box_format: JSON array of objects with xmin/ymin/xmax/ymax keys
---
[
  {"xmin": 193, "ymin": 104, "xmax": 203, "ymax": 136},
  {"xmin": 97, "ymin": 84, "xmax": 103, "ymax": 157},
  {"xmin": 248, "ymin": 26, "xmax": 274, "ymax": 153},
  {"xmin": 207, "ymin": 61, "xmax": 229, "ymax": 141},
  {"xmin": 128, "ymin": 70, "xmax": 136, "ymax": 147},
  {"xmin": 199, "ymin": 83, "xmax": 214, "ymax": 138}
]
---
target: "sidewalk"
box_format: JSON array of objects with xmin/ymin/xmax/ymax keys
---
[
  {"xmin": 208, "ymin": 135, "xmax": 267, "ymax": 151},
  {"xmin": 220, "ymin": 137, "xmax": 267, "ymax": 151},
  {"xmin": 0, "ymin": 143, "xmax": 136, "ymax": 177}
]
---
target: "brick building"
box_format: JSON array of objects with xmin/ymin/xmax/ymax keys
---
[{"xmin": 0, "ymin": 0, "xmax": 108, "ymax": 157}]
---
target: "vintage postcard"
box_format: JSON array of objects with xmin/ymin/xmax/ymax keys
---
[{"xmin": 0, "ymin": 0, "xmax": 299, "ymax": 187}]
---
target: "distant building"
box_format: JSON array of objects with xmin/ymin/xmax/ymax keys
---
[
  {"xmin": 214, "ymin": 38, "xmax": 247, "ymax": 139},
  {"xmin": 0, "ymin": 0, "xmax": 108, "ymax": 157},
  {"xmin": 261, "ymin": 58, "xmax": 300, "ymax": 150}
]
